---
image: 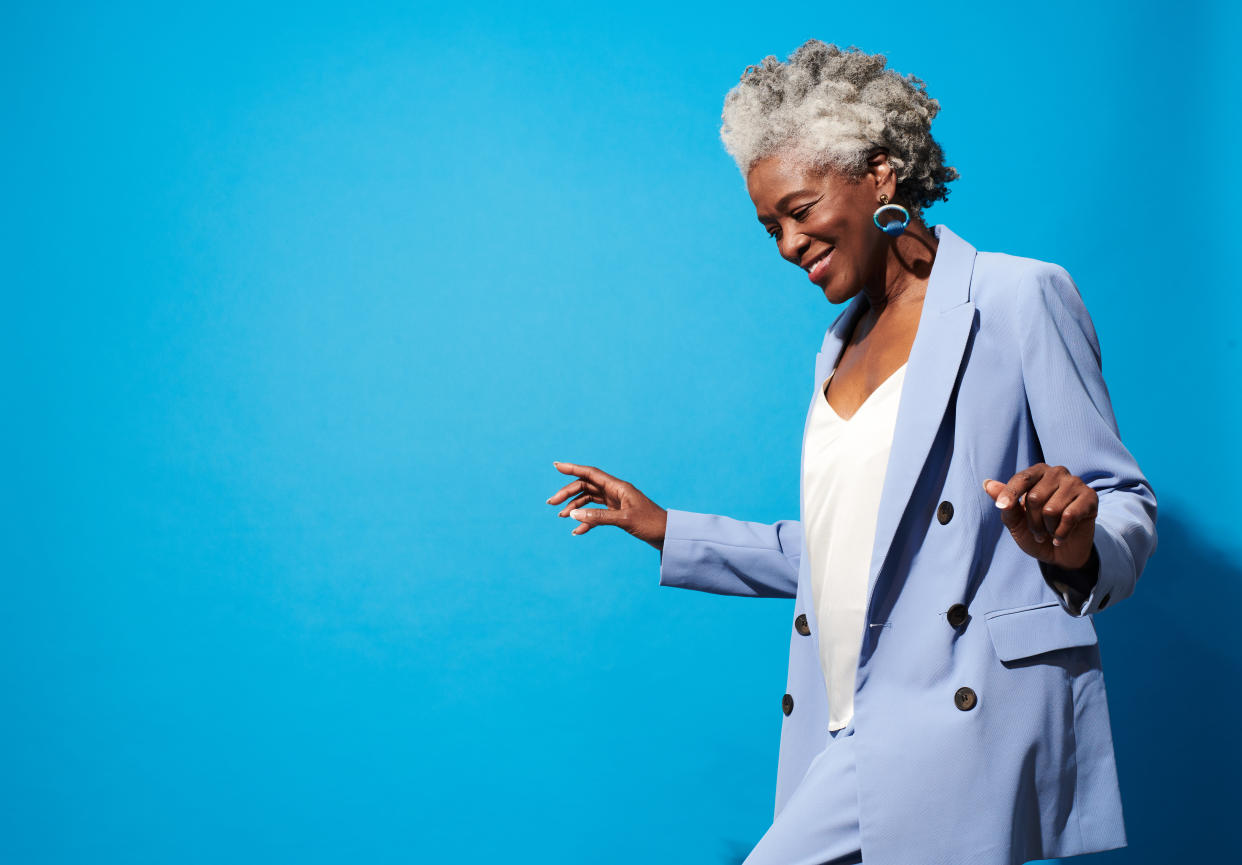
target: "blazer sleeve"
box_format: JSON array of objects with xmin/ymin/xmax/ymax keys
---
[
  {"xmin": 1018, "ymin": 262, "xmax": 1158, "ymax": 617},
  {"xmin": 658, "ymin": 509, "xmax": 800, "ymax": 599}
]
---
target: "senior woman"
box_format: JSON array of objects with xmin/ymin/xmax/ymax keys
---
[{"xmin": 546, "ymin": 40, "xmax": 1156, "ymax": 865}]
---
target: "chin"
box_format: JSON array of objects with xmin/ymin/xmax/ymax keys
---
[{"xmin": 821, "ymin": 281, "xmax": 856, "ymax": 306}]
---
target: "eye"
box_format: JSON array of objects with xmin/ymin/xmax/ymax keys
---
[
  {"xmin": 767, "ymin": 226, "xmax": 781, "ymax": 241},
  {"xmin": 792, "ymin": 204, "xmax": 813, "ymax": 221}
]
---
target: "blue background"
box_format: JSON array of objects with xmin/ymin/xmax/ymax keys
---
[{"xmin": 4, "ymin": 2, "xmax": 1238, "ymax": 863}]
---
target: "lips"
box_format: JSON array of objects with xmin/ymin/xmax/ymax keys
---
[{"xmin": 806, "ymin": 248, "xmax": 834, "ymax": 284}]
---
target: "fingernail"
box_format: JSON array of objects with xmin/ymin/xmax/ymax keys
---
[
  {"xmin": 1052, "ymin": 537, "xmax": 1062, "ymax": 547},
  {"xmin": 1033, "ymin": 532, "xmax": 1047, "ymax": 542},
  {"xmin": 996, "ymin": 496, "xmax": 1010, "ymax": 508},
  {"xmin": 545, "ymin": 497, "xmax": 552, "ymax": 503}
]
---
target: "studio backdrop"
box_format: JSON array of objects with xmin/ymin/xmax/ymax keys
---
[{"xmin": 3, "ymin": 2, "xmax": 1238, "ymax": 863}]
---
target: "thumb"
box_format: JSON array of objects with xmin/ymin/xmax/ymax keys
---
[
  {"xmin": 569, "ymin": 506, "xmax": 622, "ymax": 534},
  {"xmin": 982, "ymin": 479, "xmax": 1026, "ymax": 531}
]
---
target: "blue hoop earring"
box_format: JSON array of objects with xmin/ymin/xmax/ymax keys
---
[{"xmin": 873, "ymin": 194, "xmax": 910, "ymax": 238}]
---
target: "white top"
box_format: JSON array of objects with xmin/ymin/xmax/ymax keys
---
[{"xmin": 803, "ymin": 361, "xmax": 908, "ymax": 731}]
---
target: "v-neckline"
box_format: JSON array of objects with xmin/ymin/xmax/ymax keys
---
[{"xmin": 821, "ymin": 362, "xmax": 908, "ymax": 423}]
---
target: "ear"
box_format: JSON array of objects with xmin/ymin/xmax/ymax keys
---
[{"xmin": 866, "ymin": 152, "xmax": 899, "ymax": 196}]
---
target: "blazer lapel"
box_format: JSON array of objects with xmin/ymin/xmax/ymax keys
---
[
  {"xmin": 802, "ymin": 294, "xmax": 870, "ymax": 658},
  {"xmin": 809, "ymin": 224, "xmax": 978, "ymax": 613},
  {"xmin": 814, "ymin": 296, "xmax": 868, "ymax": 385}
]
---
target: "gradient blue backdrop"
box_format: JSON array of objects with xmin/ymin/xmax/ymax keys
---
[{"xmin": 4, "ymin": 2, "xmax": 1238, "ymax": 863}]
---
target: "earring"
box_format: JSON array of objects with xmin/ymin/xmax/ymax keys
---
[{"xmin": 873, "ymin": 193, "xmax": 910, "ymax": 238}]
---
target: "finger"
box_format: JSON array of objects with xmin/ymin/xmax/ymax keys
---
[
  {"xmin": 1038, "ymin": 481, "xmax": 1079, "ymax": 540},
  {"xmin": 1050, "ymin": 489, "xmax": 1098, "ymax": 546},
  {"xmin": 551, "ymin": 462, "xmax": 624, "ymax": 505},
  {"xmin": 1022, "ymin": 470, "xmax": 1063, "ymax": 544},
  {"xmin": 553, "ymin": 461, "xmax": 618, "ymax": 489},
  {"xmin": 546, "ymin": 478, "xmax": 600, "ymax": 506},
  {"xmin": 558, "ymin": 492, "xmax": 599, "ymax": 517}
]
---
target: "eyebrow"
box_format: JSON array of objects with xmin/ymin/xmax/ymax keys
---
[{"xmin": 756, "ymin": 189, "xmax": 817, "ymax": 223}]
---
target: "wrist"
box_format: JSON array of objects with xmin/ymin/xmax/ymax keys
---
[{"xmin": 1041, "ymin": 542, "xmax": 1100, "ymax": 597}]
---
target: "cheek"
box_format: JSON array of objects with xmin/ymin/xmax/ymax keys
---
[
  {"xmin": 838, "ymin": 223, "xmax": 873, "ymax": 264},
  {"xmin": 834, "ymin": 226, "xmax": 883, "ymax": 281}
]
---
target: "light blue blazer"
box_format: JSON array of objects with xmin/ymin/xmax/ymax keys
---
[{"xmin": 658, "ymin": 224, "xmax": 1157, "ymax": 865}]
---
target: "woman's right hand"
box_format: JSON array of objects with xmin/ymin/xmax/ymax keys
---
[{"xmin": 546, "ymin": 461, "xmax": 668, "ymax": 551}]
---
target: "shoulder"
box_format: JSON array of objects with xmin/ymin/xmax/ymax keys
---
[
  {"xmin": 968, "ymin": 247, "xmax": 1102, "ymax": 364},
  {"xmin": 970, "ymin": 249, "xmax": 1088, "ymax": 324}
]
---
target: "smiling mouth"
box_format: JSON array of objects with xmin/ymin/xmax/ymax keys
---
[{"xmin": 806, "ymin": 248, "xmax": 834, "ymax": 284}]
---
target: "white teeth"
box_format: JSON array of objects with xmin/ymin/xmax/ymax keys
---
[{"xmin": 807, "ymin": 248, "xmax": 834, "ymax": 272}]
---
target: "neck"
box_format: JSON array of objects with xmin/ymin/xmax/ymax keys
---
[{"xmin": 860, "ymin": 219, "xmax": 938, "ymax": 316}]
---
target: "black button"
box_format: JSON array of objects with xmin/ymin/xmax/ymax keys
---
[
  {"xmin": 1098, "ymin": 593, "xmax": 1111, "ymax": 610},
  {"xmin": 782, "ymin": 693, "xmax": 794, "ymax": 716},
  {"xmin": 937, "ymin": 500, "xmax": 954, "ymax": 524},
  {"xmin": 947, "ymin": 603, "xmax": 969, "ymax": 628},
  {"xmin": 795, "ymin": 613, "xmax": 811, "ymax": 636},
  {"xmin": 954, "ymin": 686, "xmax": 977, "ymax": 711}
]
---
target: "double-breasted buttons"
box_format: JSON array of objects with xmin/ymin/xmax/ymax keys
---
[
  {"xmin": 782, "ymin": 694, "xmax": 794, "ymax": 716},
  {"xmin": 936, "ymin": 500, "xmax": 954, "ymax": 524},
  {"xmin": 794, "ymin": 613, "xmax": 811, "ymax": 636},
  {"xmin": 1099, "ymin": 593, "xmax": 1111, "ymax": 610},
  {"xmin": 954, "ymin": 686, "xmax": 978, "ymax": 711},
  {"xmin": 947, "ymin": 603, "xmax": 969, "ymax": 628}
]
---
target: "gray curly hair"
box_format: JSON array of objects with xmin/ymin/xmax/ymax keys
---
[{"xmin": 720, "ymin": 40, "xmax": 959, "ymax": 216}]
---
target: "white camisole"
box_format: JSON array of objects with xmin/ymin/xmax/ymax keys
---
[{"xmin": 802, "ymin": 361, "xmax": 908, "ymax": 731}]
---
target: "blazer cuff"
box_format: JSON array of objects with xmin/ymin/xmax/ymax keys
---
[
  {"xmin": 659, "ymin": 509, "xmax": 721, "ymax": 592},
  {"xmin": 1041, "ymin": 544, "xmax": 1098, "ymax": 615},
  {"xmin": 1040, "ymin": 521, "xmax": 1131, "ymax": 616}
]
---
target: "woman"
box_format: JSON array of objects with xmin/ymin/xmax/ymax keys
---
[{"xmin": 545, "ymin": 41, "xmax": 1156, "ymax": 865}]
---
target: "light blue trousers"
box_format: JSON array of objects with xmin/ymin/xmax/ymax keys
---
[{"xmin": 742, "ymin": 721, "xmax": 862, "ymax": 865}]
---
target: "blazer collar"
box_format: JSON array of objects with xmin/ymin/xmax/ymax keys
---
[{"xmin": 810, "ymin": 224, "xmax": 978, "ymax": 621}]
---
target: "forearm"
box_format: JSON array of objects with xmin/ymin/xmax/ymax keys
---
[{"xmin": 659, "ymin": 509, "xmax": 801, "ymax": 599}]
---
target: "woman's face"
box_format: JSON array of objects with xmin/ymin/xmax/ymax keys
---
[{"xmin": 747, "ymin": 153, "xmax": 892, "ymax": 304}]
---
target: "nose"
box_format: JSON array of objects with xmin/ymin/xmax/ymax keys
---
[{"xmin": 777, "ymin": 228, "xmax": 810, "ymax": 267}]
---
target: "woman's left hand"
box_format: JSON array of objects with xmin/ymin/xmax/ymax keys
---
[{"xmin": 982, "ymin": 464, "xmax": 1098, "ymax": 570}]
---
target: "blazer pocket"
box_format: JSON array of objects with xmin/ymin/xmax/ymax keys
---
[{"xmin": 984, "ymin": 601, "xmax": 1099, "ymax": 662}]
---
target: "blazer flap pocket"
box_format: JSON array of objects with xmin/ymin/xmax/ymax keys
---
[{"xmin": 985, "ymin": 601, "xmax": 1098, "ymax": 662}]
